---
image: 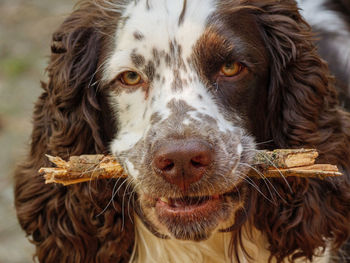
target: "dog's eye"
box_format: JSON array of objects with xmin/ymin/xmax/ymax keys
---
[
  {"xmin": 220, "ymin": 62, "xmax": 243, "ymax": 77},
  {"xmin": 120, "ymin": 71, "xmax": 142, "ymax": 85}
]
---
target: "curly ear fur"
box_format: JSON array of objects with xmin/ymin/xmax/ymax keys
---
[
  {"xmin": 15, "ymin": 2, "xmax": 134, "ymax": 262},
  {"xmin": 241, "ymin": 1, "xmax": 350, "ymax": 262}
]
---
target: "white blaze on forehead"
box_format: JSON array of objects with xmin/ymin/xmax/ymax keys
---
[
  {"xmin": 104, "ymin": 0, "xmax": 216, "ymax": 80},
  {"xmin": 107, "ymin": 0, "xmax": 219, "ymax": 156},
  {"xmin": 107, "ymin": 0, "xmax": 239, "ymax": 160}
]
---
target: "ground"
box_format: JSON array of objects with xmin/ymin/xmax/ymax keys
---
[{"xmin": 0, "ymin": 0, "xmax": 75, "ymax": 262}]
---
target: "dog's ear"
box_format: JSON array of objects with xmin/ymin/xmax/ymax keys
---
[
  {"xmin": 255, "ymin": 1, "xmax": 338, "ymax": 148},
  {"xmin": 244, "ymin": 1, "xmax": 350, "ymax": 262},
  {"xmin": 15, "ymin": 3, "xmax": 135, "ymax": 262},
  {"xmin": 255, "ymin": 1, "xmax": 350, "ymax": 171},
  {"xmin": 45, "ymin": 2, "xmax": 119, "ymax": 158}
]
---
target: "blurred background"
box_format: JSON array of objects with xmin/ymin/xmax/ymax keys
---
[{"xmin": 0, "ymin": 0, "xmax": 75, "ymax": 262}]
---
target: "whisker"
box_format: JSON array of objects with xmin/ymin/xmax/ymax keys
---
[
  {"xmin": 232, "ymin": 184, "xmax": 247, "ymax": 218},
  {"xmin": 239, "ymin": 162, "xmax": 278, "ymax": 202},
  {"xmin": 127, "ymin": 184, "xmax": 140, "ymax": 223},
  {"xmin": 255, "ymin": 139, "xmax": 274, "ymax": 146},
  {"xmin": 97, "ymin": 178, "xmax": 128, "ymax": 217},
  {"xmin": 251, "ymin": 148, "xmax": 293, "ymax": 193},
  {"xmin": 235, "ymin": 172, "xmax": 274, "ymax": 204},
  {"xmin": 87, "ymin": 157, "xmax": 109, "ymax": 201},
  {"xmin": 87, "ymin": 59, "xmax": 110, "ymax": 91},
  {"xmin": 242, "ymin": 162, "xmax": 289, "ymax": 204},
  {"xmin": 121, "ymin": 178, "xmax": 136, "ymax": 230}
]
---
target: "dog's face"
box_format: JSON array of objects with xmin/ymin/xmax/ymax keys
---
[{"xmin": 104, "ymin": 0, "xmax": 269, "ymax": 241}]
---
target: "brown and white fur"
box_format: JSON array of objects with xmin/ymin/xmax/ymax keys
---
[
  {"xmin": 14, "ymin": 0, "xmax": 350, "ymax": 262},
  {"xmin": 132, "ymin": 216, "xmax": 331, "ymax": 263}
]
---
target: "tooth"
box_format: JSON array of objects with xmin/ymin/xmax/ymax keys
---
[{"xmin": 160, "ymin": 197, "xmax": 169, "ymax": 204}]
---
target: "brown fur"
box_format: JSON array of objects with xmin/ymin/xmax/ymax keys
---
[{"xmin": 14, "ymin": 0, "xmax": 350, "ymax": 262}]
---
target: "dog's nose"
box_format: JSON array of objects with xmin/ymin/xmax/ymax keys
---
[{"xmin": 152, "ymin": 140, "xmax": 213, "ymax": 191}]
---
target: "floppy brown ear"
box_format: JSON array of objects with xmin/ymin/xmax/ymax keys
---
[
  {"xmin": 244, "ymin": 1, "xmax": 350, "ymax": 262},
  {"xmin": 15, "ymin": 2, "xmax": 134, "ymax": 262}
]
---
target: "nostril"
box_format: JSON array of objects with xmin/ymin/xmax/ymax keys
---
[
  {"xmin": 163, "ymin": 161, "xmax": 174, "ymax": 171},
  {"xmin": 191, "ymin": 158, "xmax": 206, "ymax": 168},
  {"xmin": 191, "ymin": 159, "xmax": 202, "ymax": 168},
  {"xmin": 191, "ymin": 154, "xmax": 211, "ymax": 168},
  {"xmin": 156, "ymin": 158, "xmax": 175, "ymax": 171}
]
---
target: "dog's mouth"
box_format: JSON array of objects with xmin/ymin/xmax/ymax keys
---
[
  {"xmin": 155, "ymin": 195, "xmax": 221, "ymax": 215},
  {"xmin": 136, "ymin": 180, "xmax": 245, "ymax": 241},
  {"xmin": 140, "ymin": 191, "xmax": 239, "ymax": 240}
]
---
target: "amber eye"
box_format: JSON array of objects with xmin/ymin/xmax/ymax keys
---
[
  {"xmin": 220, "ymin": 62, "xmax": 243, "ymax": 77},
  {"xmin": 120, "ymin": 71, "xmax": 142, "ymax": 85}
]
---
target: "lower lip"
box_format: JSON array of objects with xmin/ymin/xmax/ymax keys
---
[{"xmin": 155, "ymin": 195, "xmax": 222, "ymax": 217}]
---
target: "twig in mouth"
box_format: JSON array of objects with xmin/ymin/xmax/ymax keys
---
[{"xmin": 39, "ymin": 149, "xmax": 342, "ymax": 186}]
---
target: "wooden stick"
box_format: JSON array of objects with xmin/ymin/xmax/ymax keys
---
[
  {"xmin": 252, "ymin": 149, "xmax": 319, "ymax": 168},
  {"xmin": 249, "ymin": 149, "xmax": 341, "ymax": 179},
  {"xmin": 40, "ymin": 155, "xmax": 127, "ymax": 186},
  {"xmin": 39, "ymin": 149, "xmax": 342, "ymax": 186},
  {"xmin": 249, "ymin": 164, "xmax": 341, "ymax": 179}
]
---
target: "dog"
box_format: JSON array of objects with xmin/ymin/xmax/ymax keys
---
[{"xmin": 14, "ymin": 0, "xmax": 350, "ymax": 262}]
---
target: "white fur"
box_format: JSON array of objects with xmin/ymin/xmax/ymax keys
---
[
  {"xmin": 130, "ymin": 215, "xmax": 330, "ymax": 263},
  {"xmin": 110, "ymin": 89, "xmax": 151, "ymax": 153},
  {"xmin": 104, "ymin": 0, "xmax": 216, "ymax": 80},
  {"xmin": 105, "ymin": 0, "xmax": 242, "ymax": 177},
  {"xmin": 237, "ymin": 143, "xmax": 243, "ymax": 156}
]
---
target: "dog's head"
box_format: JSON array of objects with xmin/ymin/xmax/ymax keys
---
[
  {"xmin": 30, "ymin": 0, "xmax": 350, "ymax": 261},
  {"xmin": 104, "ymin": 0, "xmax": 271, "ymax": 241}
]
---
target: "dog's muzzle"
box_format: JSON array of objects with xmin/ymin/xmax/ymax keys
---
[{"xmin": 152, "ymin": 139, "xmax": 214, "ymax": 192}]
